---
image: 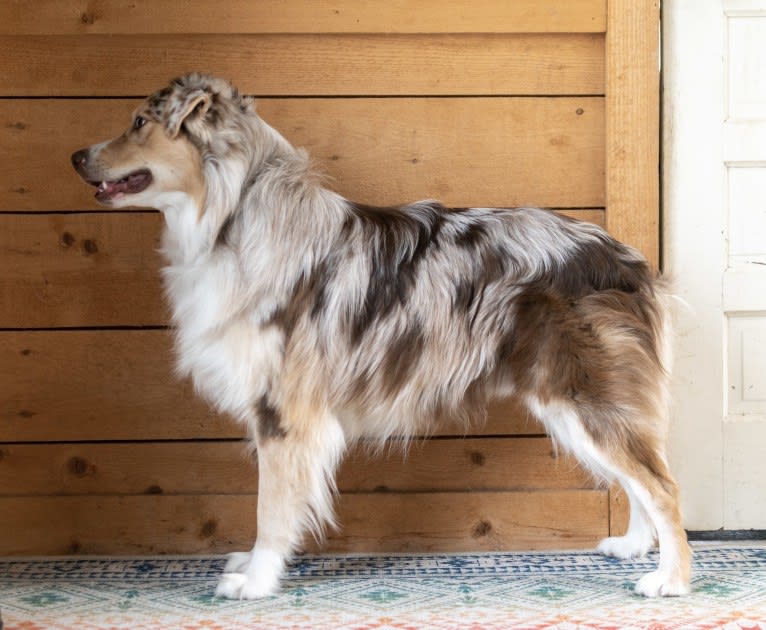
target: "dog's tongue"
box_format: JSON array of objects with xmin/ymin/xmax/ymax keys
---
[
  {"xmin": 95, "ymin": 180, "xmax": 127, "ymax": 201},
  {"xmin": 94, "ymin": 170, "xmax": 151, "ymax": 201}
]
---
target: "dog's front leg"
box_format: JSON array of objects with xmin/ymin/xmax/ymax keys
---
[{"xmin": 215, "ymin": 405, "xmax": 346, "ymax": 599}]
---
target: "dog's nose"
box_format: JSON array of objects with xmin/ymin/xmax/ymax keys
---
[{"xmin": 71, "ymin": 149, "xmax": 88, "ymax": 169}]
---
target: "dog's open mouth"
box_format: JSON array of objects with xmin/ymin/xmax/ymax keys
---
[{"xmin": 88, "ymin": 169, "xmax": 152, "ymax": 202}]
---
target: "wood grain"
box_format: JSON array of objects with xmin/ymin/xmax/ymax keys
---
[
  {"xmin": 1, "ymin": 97, "xmax": 605, "ymax": 212},
  {"xmin": 0, "ymin": 439, "xmax": 593, "ymax": 496},
  {"xmin": 1, "ymin": 330, "xmax": 547, "ymax": 441},
  {"xmin": 0, "ymin": 0, "xmax": 607, "ymax": 34},
  {"xmin": 0, "ymin": 213, "xmax": 165, "ymax": 327},
  {"xmin": 1, "ymin": 329, "xmax": 220, "ymax": 441},
  {"xmin": 605, "ymin": 0, "xmax": 660, "ymax": 266},
  {"xmin": 0, "ymin": 34, "xmax": 605, "ymax": 97},
  {"xmin": 0, "ymin": 490, "xmax": 608, "ymax": 555}
]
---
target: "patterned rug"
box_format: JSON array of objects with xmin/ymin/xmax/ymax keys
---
[{"xmin": 2, "ymin": 545, "xmax": 765, "ymax": 629}]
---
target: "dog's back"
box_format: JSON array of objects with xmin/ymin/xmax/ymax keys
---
[{"xmin": 263, "ymin": 200, "xmax": 665, "ymax": 442}]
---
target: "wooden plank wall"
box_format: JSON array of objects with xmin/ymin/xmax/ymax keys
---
[{"xmin": 0, "ymin": 0, "xmax": 659, "ymax": 555}]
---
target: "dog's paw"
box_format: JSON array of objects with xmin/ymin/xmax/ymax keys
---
[
  {"xmin": 215, "ymin": 571, "xmax": 279, "ymax": 600},
  {"xmin": 215, "ymin": 548, "xmax": 284, "ymax": 600},
  {"xmin": 223, "ymin": 551, "xmax": 252, "ymax": 573},
  {"xmin": 597, "ymin": 535, "xmax": 653, "ymax": 560},
  {"xmin": 634, "ymin": 570, "xmax": 690, "ymax": 597}
]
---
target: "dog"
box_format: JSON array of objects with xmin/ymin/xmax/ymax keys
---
[{"xmin": 72, "ymin": 74, "xmax": 691, "ymax": 599}]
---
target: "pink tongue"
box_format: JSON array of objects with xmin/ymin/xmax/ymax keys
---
[
  {"xmin": 95, "ymin": 180, "xmax": 129, "ymax": 201},
  {"xmin": 108, "ymin": 180, "xmax": 130, "ymax": 194}
]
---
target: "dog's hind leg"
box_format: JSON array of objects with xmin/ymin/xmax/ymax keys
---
[
  {"xmin": 611, "ymin": 458, "xmax": 691, "ymax": 597},
  {"xmin": 529, "ymin": 399, "xmax": 691, "ymax": 597},
  {"xmin": 216, "ymin": 404, "xmax": 346, "ymax": 600}
]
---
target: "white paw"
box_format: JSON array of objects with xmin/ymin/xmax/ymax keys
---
[
  {"xmin": 634, "ymin": 570, "xmax": 690, "ymax": 597},
  {"xmin": 215, "ymin": 548, "xmax": 284, "ymax": 600},
  {"xmin": 597, "ymin": 535, "xmax": 653, "ymax": 560},
  {"xmin": 215, "ymin": 571, "xmax": 279, "ymax": 600},
  {"xmin": 223, "ymin": 551, "xmax": 251, "ymax": 573}
]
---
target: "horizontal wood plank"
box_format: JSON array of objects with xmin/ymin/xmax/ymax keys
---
[
  {"xmin": 0, "ymin": 1, "xmax": 607, "ymax": 35},
  {"xmin": 0, "ymin": 213, "xmax": 166, "ymax": 327},
  {"xmin": 1, "ymin": 331, "xmax": 546, "ymax": 441},
  {"xmin": 1, "ymin": 209, "xmax": 603, "ymax": 329},
  {"xmin": 1, "ymin": 97, "xmax": 605, "ymax": 211},
  {"xmin": 610, "ymin": 487, "xmax": 630, "ymax": 536},
  {"xmin": 1, "ymin": 330, "xmax": 218, "ymax": 441},
  {"xmin": 0, "ymin": 438, "xmax": 592, "ymax": 496},
  {"xmin": 0, "ymin": 491, "xmax": 608, "ymax": 554},
  {"xmin": 0, "ymin": 34, "xmax": 605, "ymax": 97}
]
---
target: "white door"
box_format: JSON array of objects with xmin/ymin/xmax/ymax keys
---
[{"xmin": 665, "ymin": 0, "xmax": 766, "ymax": 530}]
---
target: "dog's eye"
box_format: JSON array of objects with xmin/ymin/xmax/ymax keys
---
[{"xmin": 133, "ymin": 116, "xmax": 147, "ymax": 131}]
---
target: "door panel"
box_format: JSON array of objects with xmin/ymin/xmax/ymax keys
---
[{"xmin": 665, "ymin": 0, "xmax": 766, "ymax": 530}]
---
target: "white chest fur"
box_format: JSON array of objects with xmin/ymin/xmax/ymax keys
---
[{"xmin": 161, "ymin": 225, "xmax": 283, "ymax": 424}]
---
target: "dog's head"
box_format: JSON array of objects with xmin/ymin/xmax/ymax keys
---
[{"xmin": 71, "ymin": 74, "xmax": 252, "ymax": 210}]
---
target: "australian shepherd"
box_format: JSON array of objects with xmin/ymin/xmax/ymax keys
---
[{"xmin": 72, "ymin": 74, "xmax": 690, "ymax": 599}]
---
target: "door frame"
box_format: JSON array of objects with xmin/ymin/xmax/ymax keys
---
[
  {"xmin": 605, "ymin": 0, "xmax": 661, "ymax": 535},
  {"xmin": 663, "ymin": 0, "xmax": 726, "ymax": 530}
]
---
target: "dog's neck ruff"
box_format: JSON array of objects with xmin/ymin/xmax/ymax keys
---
[{"xmin": 158, "ymin": 192, "xmax": 213, "ymax": 266}]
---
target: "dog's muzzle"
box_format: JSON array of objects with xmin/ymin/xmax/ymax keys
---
[{"xmin": 71, "ymin": 148, "xmax": 153, "ymax": 203}]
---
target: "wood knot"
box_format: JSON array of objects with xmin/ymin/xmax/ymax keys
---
[
  {"xmin": 8, "ymin": 121, "xmax": 27, "ymax": 130},
  {"xmin": 471, "ymin": 520, "xmax": 492, "ymax": 538},
  {"xmin": 61, "ymin": 232, "xmax": 76, "ymax": 248},
  {"xmin": 576, "ymin": 108, "xmax": 584, "ymax": 115},
  {"xmin": 469, "ymin": 451, "xmax": 486, "ymax": 466},
  {"xmin": 145, "ymin": 485, "xmax": 163, "ymax": 495},
  {"xmin": 200, "ymin": 519, "xmax": 217, "ymax": 538},
  {"xmin": 82, "ymin": 239, "xmax": 99, "ymax": 254},
  {"xmin": 80, "ymin": 12, "xmax": 95, "ymax": 24},
  {"xmin": 20, "ymin": 348, "xmax": 32, "ymax": 356},
  {"xmin": 18, "ymin": 409, "xmax": 36, "ymax": 418},
  {"xmin": 69, "ymin": 540, "xmax": 82, "ymax": 553},
  {"xmin": 67, "ymin": 456, "xmax": 91, "ymax": 477}
]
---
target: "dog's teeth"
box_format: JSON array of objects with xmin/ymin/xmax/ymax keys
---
[{"xmin": 98, "ymin": 181, "xmax": 108, "ymax": 192}]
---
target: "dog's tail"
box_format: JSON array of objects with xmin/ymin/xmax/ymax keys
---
[{"xmin": 651, "ymin": 276, "xmax": 681, "ymax": 431}]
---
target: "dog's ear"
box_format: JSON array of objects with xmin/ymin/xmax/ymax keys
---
[{"xmin": 167, "ymin": 90, "xmax": 212, "ymax": 139}]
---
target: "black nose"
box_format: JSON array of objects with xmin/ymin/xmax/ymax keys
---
[{"xmin": 71, "ymin": 149, "xmax": 88, "ymax": 169}]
